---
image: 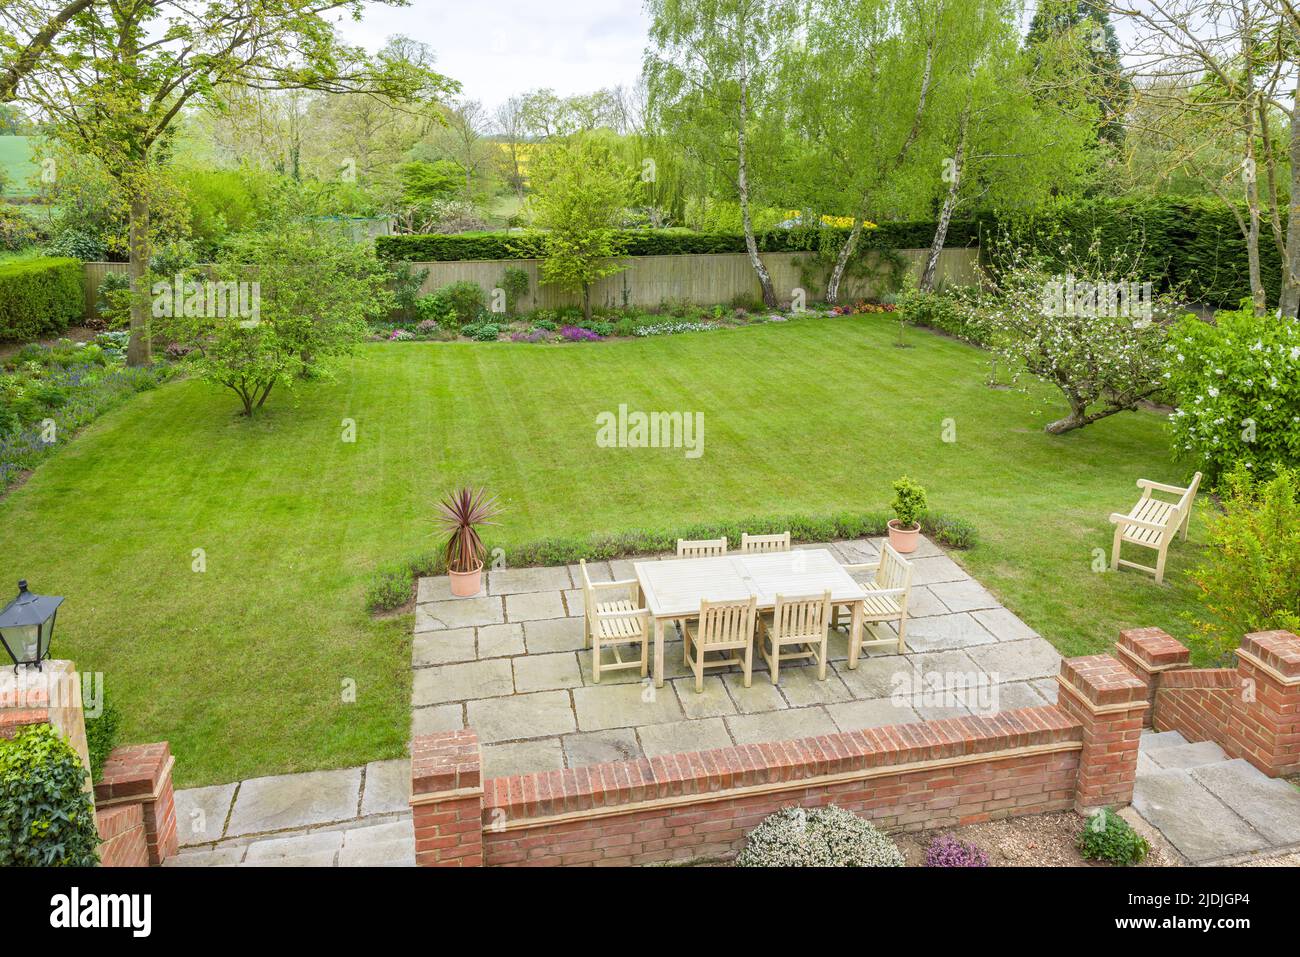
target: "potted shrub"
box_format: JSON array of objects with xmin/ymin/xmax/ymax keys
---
[
  {"xmin": 436, "ymin": 487, "xmax": 502, "ymax": 597},
  {"xmin": 888, "ymin": 476, "xmax": 926, "ymax": 554}
]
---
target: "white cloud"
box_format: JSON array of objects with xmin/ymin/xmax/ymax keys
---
[{"xmin": 332, "ymin": 0, "xmax": 650, "ymax": 111}]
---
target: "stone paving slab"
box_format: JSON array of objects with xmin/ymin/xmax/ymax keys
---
[
  {"xmin": 971, "ymin": 607, "xmax": 1039, "ymax": 642},
  {"xmin": 906, "ymin": 555, "xmax": 972, "ymax": 586},
  {"xmin": 1132, "ymin": 768, "xmax": 1270, "ymax": 863},
  {"xmin": 928, "ymin": 578, "xmax": 1001, "ymax": 613},
  {"xmin": 175, "ymin": 782, "xmax": 237, "ymax": 847},
  {"xmin": 417, "ymin": 596, "xmax": 503, "ymax": 631},
  {"xmin": 966, "ymin": 638, "xmax": 1063, "ymax": 682},
  {"xmin": 410, "ymin": 703, "xmax": 464, "ymax": 738},
  {"xmin": 412, "ymin": 658, "xmax": 513, "ymax": 706},
  {"xmin": 1187, "ymin": 760, "xmax": 1300, "ymax": 847},
  {"xmin": 361, "ymin": 759, "xmax": 411, "ymax": 816},
  {"xmin": 895, "ymin": 612, "xmax": 998, "ymax": 653},
  {"xmin": 573, "ymin": 681, "xmax": 685, "ymax": 731},
  {"xmin": 477, "ymin": 622, "xmax": 526, "ymax": 658},
  {"xmin": 489, "ymin": 565, "xmax": 573, "ymax": 595},
  {"xmin": 562, "ymin": 729, "xmax": 641, "ymax": 767},
  {"xmin": 468, "ymin": 689, "xmax": 576, "ymax": 742},
  {"xmin": 827, "ymin": 696, "xmax": 921, "ymax": 731},
  {"xmin": 224, "ymin": 767, "xmax": 363, "ymax": 838},
  {"xmin": 412, "ymin": 627, "xmax": 476, "ymax": 666},
  {"xmin": 482, "ymin": 737, "xmax": 565, "ymax": 778},
  {"xmin": 505, "ymin": 590, "xmax": 567, "ymax": 622},
  {"xmin": 638, "ymin": 717, "xmax": 733, "ymax": 757},
  {"xmin": 1145, "ymin": 740, "xmax": 1228, "ymax": 770},
  {"xmin": 726, "ymin": 706, "xmax": 838, "ymax": 745},
  {"xmin": 513, "ymin": 651, "xmax": 584, "ymax": 692},
  {"xmin": 523, "ymin": 616, "xmax": 585, "ymax": 653}
]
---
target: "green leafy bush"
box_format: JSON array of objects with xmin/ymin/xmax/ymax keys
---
[
  {"xmin": 0, "ymin": 724, "xmax": 100, "ymax": 866},
  {"xmin": 0, "ymin": 204, "xmax": 39, "ymax": 251},
  {"xmin": 899, "ymin": 286, "xmax": 984, "ymax": 343},
  {"xmin": 463, "ymin": 322, "xmax": 500, "ymax": 341},
  {"xmin": 1076, "ymin": 807, "xmax": 1149, "ymax": 866},
  {"xmin": 1165, "ymin": 304, "xmax": 1300, "ymax": 483},
  {"xmin": 736, "ymin": 805, "xmax": 905, "ymax": 867},
  {"xmin": 1188, "ymin": 465, "xmax": 1300, "ymax": 663},
  {"xmin": 0, "ymin": 257, "xmax": 84, "ymax": 342},
  {"xmin": 891, "ymin": 476, "xmax": 927, "ymax": 528},
  {"xmin": 45, "ymin": 228, "xmax": 107, "ymax": 262},
  {"xmin": 428, "ymin": 280, "xmax": 486, "ymax": 329},
  {"xmin": 365, "ymin": 509, "xmax": 976, "ymax": 612},
  {"xmin": 85, "ymin": 697, "xmax": 121, "ymax": 781},
  {"xmin": 500, "ymin": 266, "xmax": 529, "ymax": 314}
]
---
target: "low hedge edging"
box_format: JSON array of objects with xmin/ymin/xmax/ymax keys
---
[
  {"xmin": 366, "ymin": 510, "xmax": 977, "ymax": 613},
  {"xmin": 0, "ymin": 257, "xmax": 83, "ymax": 342}
]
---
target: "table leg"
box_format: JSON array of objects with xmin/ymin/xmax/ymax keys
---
[
  {"xmin": 653, "ymin": 616, "xmax": 665, "ymax": 688},
  {"xmin": 848, "ymin": 600, "xmax": 865, "ymax": 669}
]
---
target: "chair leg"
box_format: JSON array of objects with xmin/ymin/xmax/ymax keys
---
[
  {"xmin": 1110, "ymin": 528, "xmax": 1123, "ymax": 572},
  {"xmin": 817, "ymin": 634, "xmax": 828, "ymax": 680},
  {"xmin": 639, "ymin": 633, "xmax": 648, "ymax": 678},
  {"xmin": 896, "ymin": 614, "xmax": 907, "ymax": 654},
  {"xmin": 593, "ymin": 640, "xmax": 601, "ymax": 683},
  {"xmin": 1155, "ymin": 546, "xmax": 1167, "ymax": 585},
  {"xmin": 769, "ymin": 638, "xmax": 779, "ymax": 685},
  {"xmin": 743, "ymin": 639, "xmax": 753, "ymax": 688}
]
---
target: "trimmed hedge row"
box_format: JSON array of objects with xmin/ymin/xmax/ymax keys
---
[
  {"xmin": 986, "ymin": 196, "xmax": 1285, "ymax": 307},
  {"xmin": 365, "ymin": 509, "xmax": 977, "ymax": 613},
  {"xmin": 375, "ymin": 221, "xmax": 982, "ymax": 263},
  {"xmin": 0, "ymin": 257, "xmax": 84, "ymax": 342}
]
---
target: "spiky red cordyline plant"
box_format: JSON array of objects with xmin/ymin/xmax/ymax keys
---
[{"xmin": 436, "ymin": 487, "xmax": 502, "ymax": 573}]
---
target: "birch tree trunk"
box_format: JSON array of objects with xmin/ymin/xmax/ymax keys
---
[
  {"xmin": 921, "ymin": 109, "xmax": 970, "ymax": 293},
  {"xmin": 825, "ymin": 217, "xmax": 864, "ymax": 304},
  {"xmin": 1282, "ymin": 78, "xmax": 1300, "ymax": 319},
  {"xmin": 737, "ymin": 49, "xmax": 776, "ymax": 307}
]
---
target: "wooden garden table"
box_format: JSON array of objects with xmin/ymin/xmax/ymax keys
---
[{"xmin": 633, "ymin": 548, "xmax": 869, "ymax": 687}]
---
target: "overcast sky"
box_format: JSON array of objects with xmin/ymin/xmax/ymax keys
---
[{"xmin": 332, "ymin": 1, "xmax": 651, "ymax": 111}]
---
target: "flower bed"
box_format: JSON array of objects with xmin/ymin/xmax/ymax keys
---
[{"xmin": 0, "ymin": 333, "xmax": 174, "ymax": 490}]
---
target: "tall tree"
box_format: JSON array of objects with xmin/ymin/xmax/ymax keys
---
[
  {"xmin": 646, "ymin": 0, "xmax": 796, "ymax": 307},
  {"xmin": 4, "ymin": 1, "xmax": 454, "ymax": 365}
]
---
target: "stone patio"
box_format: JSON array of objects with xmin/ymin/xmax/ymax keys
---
[
  {"xmin": 165, "ymin": 758, "xmax": 414, "ymax": 866},
  {"xmin": 412, "ymin": 536, "xmax": 1067, "ymax": 780},
  {"xmin": 1131, "ymin": 730, "xmax": 1300, "ymax": 865}
]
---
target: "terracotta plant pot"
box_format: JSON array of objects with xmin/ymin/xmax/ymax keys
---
[
  {"xmin": 887, "ymin": 519, "xmax": 921, "ymax": 554},
  {"xmin": 448, "ymin": 562, "xmax": 484, "ymax": 597}
]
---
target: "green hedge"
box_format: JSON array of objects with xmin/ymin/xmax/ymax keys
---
[
  {"xmin": 366, "ymin": 509, "xmax": 977, "ymax": 612},
  {"xmin": 0, "ymin": 257, "xmax": 84, "ymax": 342},
  {"xmin": 375, "ymin": 221, "xmax": 982, "ymax": 263},
  {"xmin": 985, "ymin": 197, "xmax": 1284, "ymax": 308}
]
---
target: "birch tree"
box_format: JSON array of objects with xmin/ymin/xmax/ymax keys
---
[{"xmin": 645, "ymin": 0, "xmax": 795, "ymax": 307}]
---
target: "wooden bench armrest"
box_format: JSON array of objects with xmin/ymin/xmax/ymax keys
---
[
  {"xmin": 862, "ymin": 586, "xmax": 908, "ymax": 598},
  {"xmin": 591, "ymin": 577, "xmax": 638, "ymax": 590},
  {"xmin": 842, "ymin": 562, "xmax": 881, "ymax": 574},
  {"xmin": 1109, "ymin": 512, "xmax": 1166, "ymax": 531}
]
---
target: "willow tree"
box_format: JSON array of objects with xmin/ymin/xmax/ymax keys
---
[
  {"xmin": 2, "ymin": 0, "xmax": 454, "ymax": 365},
  {"xmin": 645, "ymin": 0, "xmax": 796, "ymax": 308}
]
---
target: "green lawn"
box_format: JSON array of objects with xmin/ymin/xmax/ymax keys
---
[{"xmin": 0, "ymin": 316, "xmax": 1208, "ymax": 787}]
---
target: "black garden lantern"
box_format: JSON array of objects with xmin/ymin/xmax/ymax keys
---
[{"xmin": 0, "ymin": 581, "xmax": 63, "ymax": 671}]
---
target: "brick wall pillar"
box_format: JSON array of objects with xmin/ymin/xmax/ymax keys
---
[
  {"xmin": 0, "ymin": 661, "xmax": 91, "ymax": 786},
  {"xmin": 1234, "ymin": 630, "xmax": 1300, "ymax": 777},
  {"xmin": 411, "ymin": 730, "xmax": 484, "ymax": 867},
  {"xmin": 1115, "ymin": 627, "xmax": 1191, "ymax": 727},
  {"xmin": 94, "ymin": 742, "xmax": 178, "ymax": 866},
  {"xmin": 1054, "ymin": 654, "xmax": 1148, "ymax": 811}
]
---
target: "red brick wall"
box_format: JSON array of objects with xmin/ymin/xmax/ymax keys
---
[
  {"xmin": 94, "ymin": 742, "xmax": 178, "ymax": 866},
  {"xmin": 1153, "ymin": 669, "xmax": 1237, "ymax": 745},
  {"xmin": 483, "ymin": 748, "xmax": 1080, "ymax": 866},
  {"xmin": 96, "ymin": 804, "xmax": 149, "ymax": 868},
  {"xmin": 1118, "ymin": 628, "xmax": 1300, "ymax": 779},
  {"xmin": 411, "ymin": 652, "xmax": 1148, "ymax": 867}
]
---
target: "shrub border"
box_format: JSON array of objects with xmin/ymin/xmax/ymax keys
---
[{"xmin": 366, "ymin": 509, "xmax": 977, "ymax": 613}]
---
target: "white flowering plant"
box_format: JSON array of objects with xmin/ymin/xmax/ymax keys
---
[
  {"xmin": 735, "ymin": 805, "xmax": 905, "ymax": 867},
  {"xmin": 1164, "ymin": 303, "xmax": 1300, "ymax": 483},
  {"xmin": 959, "ymin": 236, "xmax": 1184, "ymax": 434}
]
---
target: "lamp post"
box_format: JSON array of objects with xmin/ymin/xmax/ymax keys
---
[{"xmin": 0, "ymin": 581, "xmax": 64, "ymax": 672}]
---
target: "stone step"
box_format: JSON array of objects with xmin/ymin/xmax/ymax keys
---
[
  {"xmin": 1138, "ymin": 729, "xmax": 1189, "ymax": 752},
  {"xmin": 338, "ymin": 839, "xmax": 416, "ymax": 867},
  {"xmin": 1142, "ymin": 739, "xmax": 1229, "ymax": 771},
  {"xmin": 1133, "ymin": 768, "xmax": 1270, "ymax": 864},
  {"xmin": 1188, "ymin": 760, "xmax": 1300, "ymax": 848}
]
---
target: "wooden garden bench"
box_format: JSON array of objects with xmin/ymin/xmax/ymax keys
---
[{"xmin": 1109, "ymin": 472, "xmax": 1202, "ymax": 584}]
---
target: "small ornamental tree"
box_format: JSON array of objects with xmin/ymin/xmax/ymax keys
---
[
  {"xmin": 164, "ymin": 199, "xmax": 393, "ymax": 416},
  {"xmin": 964, "ymin": 235, "xmax": 1183, "ymax": 434},
  {"xmin": 527, "ymin": 135, "xmax": 631, "ymax": 321}
]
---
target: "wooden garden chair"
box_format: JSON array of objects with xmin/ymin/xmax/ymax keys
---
[
  {"xmin": 1109, "ymin": 472, "xmax": 1202, "ymax": 584},
  {"xmin": 578, "ymin": 559, "xmax": 649, "ymax": 683},
  {"xmin": 832, "ymin": 543, "xmax": 913, "ymax": 657},
  {"xmin": 758, "ymin": 590, "xmax": 831, "ymax": 684},
  {"xmin": 740, "ymin": 531, "xmax": 792, "ymax": 553},
  {"xmin": 676, "ymin": 537, "xmax": 728, "ymax": 558},
  {"xmin": 682, "ymin": 595, "xmax": 758, "ymax": 692}
]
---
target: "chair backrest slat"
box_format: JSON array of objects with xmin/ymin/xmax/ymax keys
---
[
  {"xmin": 740, "ymin": 531, "xmax": 792, "ymax": 554},
  {"xmin": 678, "ymin": 537, "xmax": 728, "ymax": 558},
  {"xmin": 876, "ymin": 544, "xmax": 912, "ymax": 592}
]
